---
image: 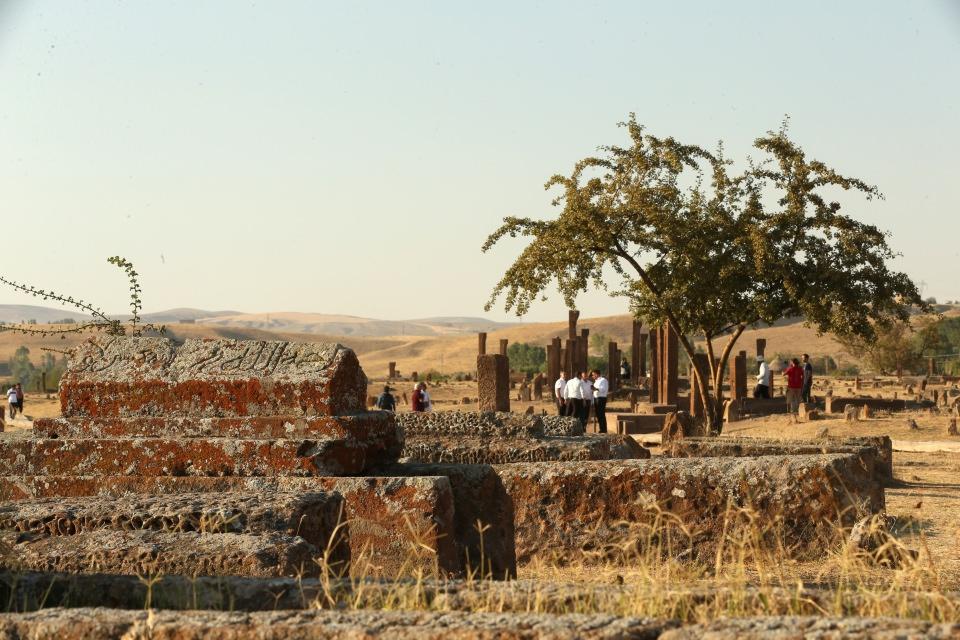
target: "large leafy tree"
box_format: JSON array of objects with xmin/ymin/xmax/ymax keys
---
[{"xmin": 483, "ymin": 116, "xmax": 925, "ymax": 431}]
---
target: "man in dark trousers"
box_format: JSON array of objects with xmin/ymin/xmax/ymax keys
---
[
  {"xmin": 591, "ymin": 369, "xmax": 609, "ymax": 433},
  {"xmin": 375, "ymin": 385, "xmax": 396, "ymax": 412},
  {"xmin": 801, "ymin": 354, "xmax": 814, "ymax": 403}
]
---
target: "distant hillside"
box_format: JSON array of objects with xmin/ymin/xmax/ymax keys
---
[
  {"xmin": 0, "ymin": 305, "xmax": 237, "ymax": 325},
  {"xmin": 0, "ymin": 305, "xmax": 89, "ymax": 324},
  {"xmin": 196, "ymin": 312, "xmax": 515, "ymax": 337}
]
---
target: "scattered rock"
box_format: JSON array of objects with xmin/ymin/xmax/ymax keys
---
[
  {"xmin": 845, "ymin": 406, "xmax": 859, "ymax": 422},
  {"xmin": 948, "ymin": 418, "xmax": 958, "ymax": 437},
  {"xmin": 848, "ymin": 514, "xmax": 918, "ymax": 568},
  {"xmin": 660, "ymin": 411, "xmax": 705, "ymax": 442},
  {"xmin": 906, "ymin": 419, "xmax": 919, "ymax": 431}
]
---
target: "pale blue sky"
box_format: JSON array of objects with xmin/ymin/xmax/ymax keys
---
[{"xmin": 1, "ymin": 1, "xmax": 957, "ymax": 322}]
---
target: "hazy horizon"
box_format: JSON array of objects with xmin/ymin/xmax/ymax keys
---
[{"xmin": 2, "ymin": 1, "xmax": 958, "ymax": 322}]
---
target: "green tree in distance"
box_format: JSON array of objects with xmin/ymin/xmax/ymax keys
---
[
  {"xmin": 506, "ymin": 342, "xmax": 546, "ymax": 377},
  {"xmin": 483, "ymin": 116, "xmax": 926, "ymax": 432}
]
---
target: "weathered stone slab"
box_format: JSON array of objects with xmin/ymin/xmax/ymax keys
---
[
  {"xmin": 0, "ymin": 530, "xmax": 324, "ymax": 578},
  {"xmin": 494, "ymin": 455, "xmax": 883, "ymax": 563},
  {"xmin": 0, "ymin": 475, "xmax": 461, "ymax": 578},
  {"xmin": 401, "ymin": 434, "xmax": 649, "ymax": 465},
  {"xmin": 0, "ymin": 491, "xmax": 346, "ymax": 553},
  {"xmin": 60, "ymin": 338, "xmax": 366, "ymax": 418},
  {"xmin": 661, "ymin": 436, "xmax": 894, "ymax": 485},
  {"xmin": 397, "ymin": 411, "xmax": 543, "ymax": 438},
  {"xmin": 0, "ymin": 435, "xmax": 398, "ymax": 476},
  {"xmin": 615, "ymin": 413, "xmax": 666, "ymax": 435},
  {"xmin": 823, "ymin": 396, "xmax": 930, "ymax": 414},
  {"xmin": 0, "ymin": 608, "xmax": 675, "ymax": 640},
  {"xmin": 33, "ymin": 411, "xmax": 398, "ymax": 441},
  {"xmin": 540, "ymin": 415, "xmax": 584, "ymax": 436}
]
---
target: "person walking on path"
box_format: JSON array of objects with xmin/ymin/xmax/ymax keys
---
[
  {"xmin": 591, "ymin": 369, "xmax": 609, "ymax": 433},
  {"xmin": 375, "ymin": 385, "xmax": 397, "ymax": 412},
  {"xmin": 554, "ymin": 371, "xmax": 568, "ymax": 414},
  {"xmin": 754, "ymin": 356, "xmax": 772, "ymax": 399},
  {"xmin": 6, "ymin": 385, "xmax": 18, "ymax": 420},
  {"xmin": 801, "ymin": 354, "xmax": 814, "ymax": 403},
  {"xmin": 15, "ymin": 383, "xmax": 24, "ymax": 417},
  {"xmin": 564, "ymin": 373, "xmax": 584, "ymax": 422},
  {"xmin": 619, "ymin": 359, "xmax": 631, "ymax": 384},
  {"xmin": 785, "ymin": 358, "xmax": 804, "ymax": 413},
  {"xmin": 579, "ymin": 371, "xmax": 593, "ymax": 430}
]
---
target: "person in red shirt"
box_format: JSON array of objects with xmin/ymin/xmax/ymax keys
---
[
  {"xmin": 411, "ymin": 383, "xmax": 426, "ymax": 412},
  {"xmin": 784, "ymin": 358, "xmax": 804, "ymax": 414}
]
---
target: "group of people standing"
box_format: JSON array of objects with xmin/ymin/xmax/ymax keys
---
[
  {"xmin": 373, "ymin": 382, "xmax": 432, "ymax": 413},
  {"xmin": 6, "ymin": 383, "xmax": 23, "ymax": 420},
  {"xmin": 754, "ymin": 353, "xmax": 814, "ymax": 413},
  {"xmin": 553, "ymin": 370, "xmax": 609, "ymax": 432}
]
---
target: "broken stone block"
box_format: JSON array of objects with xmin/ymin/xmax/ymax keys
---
[
  {"xmin": 0, "ymin": 475, "xmax": 462, "ymax": 579},
  {"xmin": 660, "ymin": 411, "xmax": 706, "ymax": 442},
  {"xmin": 494, "ymin": 454, "xmax": 883, "ymax": 563},
  {"xmin": 0, "ymin": 530, "xmax": 324, "ymax": 578},
  {"xmin": 60, "ymin": 338, "xmax": 367, "ymax": 418},
  {"xmin": 379, "ymin": 462, "xmax": 517, "ymax": 579},
  {"xmin": 0, "ymin": 436, "xmax": 399, "ymax": 477},
  {"xmin": 397, "ymin": 411, "xmax": 544, "ymax": 438}
]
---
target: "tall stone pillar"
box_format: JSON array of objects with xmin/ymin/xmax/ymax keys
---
[
  {"xmin": 639, "ymin": 333, "xmax": 647, "ymax": 377},
  {"xmin": 607, "ymin": 341, "xmax": 618, "ymax": 392},
  {"xmin": 663, "ymin": 323, "xmax": 680, "ymax": 406},
  {"xmin": 729, "ymin": 350, "xmax": 747, "ymax": 400},
  {"xmin": 564, "ymin": 339, "xmax": 575, "ymax": 377},
  {"xmin": 568, "ymin": 310, "xmax": 579, "ymax": 340},
  {"xmin": 756, "ymin": 338, "xmax": 767, "ymax": 359},
  {"xmin": 631, "ymin": 320, "xmax": 642, "ymax": 385},
  {"xmin": 388, "ymin": 362, "xmax": 396, "ymax": 379},
  {"xmin": 478, "ymin": 332, "xmax": 487, "ymax": 356},
  {"xmin": 477, "ymin": 354, "xmax": 510, "ymax": 412},
  {"xmin": 649, "ymin": 328, "xmax": 660, "ymax": 404},
  {"xmin": 499, "ymin": 339, "xmax": 509, "ymax": 356},
  {"xmin": 929, "ymin": 357, "xmax": 935, "ymax": 377}
]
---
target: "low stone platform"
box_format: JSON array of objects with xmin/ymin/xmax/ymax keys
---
[
  {"xmin": 401, "ymin": 434, "xmax": 648, "ymax": 465},
  {"xmin": 0, "ymin": 475, "xmax": 469, "ymax": 579},
  {"xmin": 1, "ymin": 608, "xmax": 954, "ymax": 640},
  {"xmin": 0, "ymin": 530, "xmax": 324, "ymax": 578},
  {"xmin": 33, "ymin": 412, "xmax": 399, "ymax": 441},
  {"xmin": 0, "ymin": 436, "xmax": 399, "ymax": 476},
  {"xmin": 661, "ymin": 436, "xmax": 894, "ymax": 485},
  {"xmin": 494, "ymin": 454, "xmax": 883, "ymax": 563},
  {"xmin": 60, "ymin": 338, "xmax": 368, "ymax": 418},
  {"xmin": 0, "ymin": 491, "xmax": 345, "ymax": 550}
]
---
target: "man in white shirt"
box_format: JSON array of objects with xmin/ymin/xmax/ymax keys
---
[
  {"xmin": 754, "ymin": 356, "xmax": 771, "ymax": 399},
  {"xmin": 591, "ymin": 369, "xmax": 609, "ymax": 433},
  {"xmin": 579, "ymin": 371, "xmax": 593, "ymax": 429},
  {"xmin": 564, "ymin": 373, "xmax": 583, "ymax": 421},
  {"xmin": 554, "ymin": 371, "xmax": 568, "ymax": 414}
]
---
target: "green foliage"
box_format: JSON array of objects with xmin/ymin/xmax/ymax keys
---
[
  {"xmin": 507, "ymin": 342, "xmax": 547, "ymax": 376},
  {"xmin": 587, "ymin": 354, "xmax": 607, "ymax": 373},
  {"xmin": 483, "ymin": 115, "xmax": 926, "ymax": 429},
  {"xmin": 0, "ymin": 256, "xmax": 163, "ymax": 340},
  {"xmin": 9, "ymin": 346, "xmax": 37, "ymax": 388},
  {"xmin": 588, "ymin": 332, "xmax": 609, "ymax": 356}
]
